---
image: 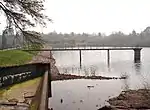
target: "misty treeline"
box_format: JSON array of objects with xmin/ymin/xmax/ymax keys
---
[
  {"xmin": 1, "ymin": 27, "xmax": 150, "ymax": 49},
  {"xmin": 43, "ymin": 27, "xmax": 150, "ymax": 48}
]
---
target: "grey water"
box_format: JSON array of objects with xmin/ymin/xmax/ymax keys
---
[{"xmin": 49, "ymin": 48, "xmax": 150, "ymax": 110}]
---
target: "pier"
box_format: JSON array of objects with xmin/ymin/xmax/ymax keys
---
[{"xmin": 24, "ymin": 47, "xmax": 142, "ymax": 68}]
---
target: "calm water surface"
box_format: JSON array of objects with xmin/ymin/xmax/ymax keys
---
[{"xmin": 49, "ymin": 48, "xmax": 150, "ymax": 110}]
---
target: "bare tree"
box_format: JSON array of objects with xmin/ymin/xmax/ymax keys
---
[{"xmin": 0, "ymin": 0, "xmax": 51, "ymax": 44}]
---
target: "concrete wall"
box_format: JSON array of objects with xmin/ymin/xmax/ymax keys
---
[{"xmin": 0, "ymin": 63, "xmax": 50, "ymax": 87}]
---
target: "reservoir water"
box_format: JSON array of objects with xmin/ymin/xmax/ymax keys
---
[{"xmin": 49, "ymin": 48, "xmax": 150, "ymax": 110}]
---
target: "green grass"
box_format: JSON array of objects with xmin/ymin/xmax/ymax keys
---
[
  {"xmin": 0, "ymin": 50, "xmax": 33, "ymax": 67},
  {"xmin": 0, "ymin": 77, "xmax": 41, "ymax": 100},
  {"xmin": 23, "ymin": 44, "xmax": 43, "ymax": 55},
  {"xmin": 0, "ymin": 44, "xmax": 43, "ymax": 66},
  {"xmin": 0, "ymin": 87, "xmax": 9, "ymax": 98}
]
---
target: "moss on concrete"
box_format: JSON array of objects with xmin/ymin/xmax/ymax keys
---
[{"xmin": 0, "ymin": 77, "xmax": 41, "ymax": 102}]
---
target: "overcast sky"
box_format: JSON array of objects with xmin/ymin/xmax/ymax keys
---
[
  {"xmin": 40, "ymin": 0, "xmax": 150, "ymax": 35},
  {"xmin": 1, "ymin": 0, "xmax": 150, "ymax": 35}
]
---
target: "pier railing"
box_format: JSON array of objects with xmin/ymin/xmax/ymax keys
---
[{"xmin": 23, "ymin": 46, "xmax": 142, "ymax": 68}]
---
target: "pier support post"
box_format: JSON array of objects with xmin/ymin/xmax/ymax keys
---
[
  {"xmin": 107, "ymin": 50, "xmax": 110, "ymax": 66},
  {"xmin": 134, "ymin": 48, "xmax": 141, "ymax": 63},
  {"xmin": 79, "ymin": 50, "xmax": 82, "ymax": 68}
]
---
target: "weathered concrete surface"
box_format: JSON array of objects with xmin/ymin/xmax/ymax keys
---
[
  {"xmin": 0, "ymin": 77, "xmax": 41, "ymax": 110},
  {"xmin": 29, "ymin": 50, "xmax": 59, "ymax": 77}
]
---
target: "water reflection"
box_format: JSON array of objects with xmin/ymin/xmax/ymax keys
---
[
  {"xmin": 49, "ymin": 80, "xmax": 123, "ymax": 110},
  {"xmin": 134, "ymin": 62, "xmax": 141, "ymax": 75},
  {"xmin": 50, "ymin": 48, "xmax": 150, "ymax": 110}
]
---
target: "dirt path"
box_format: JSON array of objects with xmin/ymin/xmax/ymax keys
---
[
  {"xmin": 0, "ymin": 77, "xmax": 41, "ymax": 110},
  {"xmin": 29, "ymin": 51, "xmax": 51, "ymax": 64}
]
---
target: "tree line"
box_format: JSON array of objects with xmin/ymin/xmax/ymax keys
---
[{"xmin": 43, "ymin": 27, "xmax": 150, "ymax": 47}]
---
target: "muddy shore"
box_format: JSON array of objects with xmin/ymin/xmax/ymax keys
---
[
  {"xmin": 51, "ymin": 73, "xmax": 126, "ymax": 81},
  {"xmin": 98, "ymin": 89, "xmax": 150, "ymax": 110}
]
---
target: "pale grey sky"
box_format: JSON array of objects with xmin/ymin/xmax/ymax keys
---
[
  {"xmin": 41, "ymin": 0, "xmax": 150, "ymax": 35},
  {"xmin": 1, "ymin": 0, "xmax": 150, "ymax": 35}
]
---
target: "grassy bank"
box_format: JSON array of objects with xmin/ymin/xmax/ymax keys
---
[
  {"xmin": 0, "ymin": 44, "xmax": 43, "ymax": 66},
  {"xmin": 0, "ymin": 50, "xmax": 33, "ymax": 67}
]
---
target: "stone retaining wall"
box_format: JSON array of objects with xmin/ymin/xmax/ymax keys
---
[{"xmin": 0, "ymin": 63, "xmax": 49, "ymax": 88}]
